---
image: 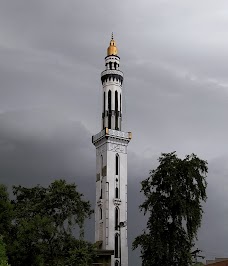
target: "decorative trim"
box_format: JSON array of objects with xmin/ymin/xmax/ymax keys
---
[
  {"xmin": 93, "ymin": 129, "xmax": 105, "ymax": 144},
  {"xmin": 105, "ymin": 55, "xmax": 120, "ymax": 60},
  {"xmin": 108, "ymin": 129, "xmax": 129, "ymax": 138},
  {"xmin": 101, "ymin": 74, "xmax": 123, "ymax": 84},
  {"xmin": 108, "ymin": 143, "xmax": 126, "ymax": 153},
  {"xmin": 128, "ymin": 132, "xmax": 132, "ymax": 139},
  {"xmin": 93, "ymin": 128, "xmax": 131, "ymax": 145},
  {"xmin": 113, "ymin": 198, "xmax": 122, "ymax": 206},
  {"xmin": 96, "ymin": 143, "xmax": 107, "ymax": 155},
  {"xmin": 101, "ymin": 69, "xmax": 123, "ymax": 77},
  {"xmin": 97, "ymin": 199, "xmax": 103, "ymax": 207}
]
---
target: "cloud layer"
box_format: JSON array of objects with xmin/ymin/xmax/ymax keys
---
[{"xmin": 0, "ymin": 0, "xmax": 228, "ymax": 264}]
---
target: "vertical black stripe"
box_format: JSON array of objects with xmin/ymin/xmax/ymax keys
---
[{"xmin": 115, "ymin": 90, "xmax": 118, "ymax": 130}]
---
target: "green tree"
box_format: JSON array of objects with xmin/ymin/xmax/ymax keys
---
[
  {"xmin": 0, "ymin": 185, "xmax": 13, "ymax": 265},
  {"xmin": 6, "ymin": 179, "xmax": 94, "ymax": 266},
  {"xmin": 65, "ymin": 239, "xmax": 97, "ymax": 266},
  {"xmin": 0, "ymin": 185, "xmax": 13, "ymax": 237},
  {"xmin": 133, "ymin": 152, "xmax": 208, "ymax": 266},
  {"xmin": 0, "ymin": 236, "xmax": 9, "ymax": 266}
]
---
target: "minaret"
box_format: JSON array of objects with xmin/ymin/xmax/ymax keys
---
[{"xmin": 92, "ymin": 34, "xmax": 131, "ymax": 266}]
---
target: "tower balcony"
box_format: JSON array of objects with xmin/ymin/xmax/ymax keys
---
[
  {"xmin": 92, "ymin": 128, "xmax": 132, "ymax": 145},
  {"xmin": 101, "ymin": 69, "xmax": 123, "ymax": 78},
  {"xmin": 101, "ymin": 69, "xmax": 123, "ymax": 84}
]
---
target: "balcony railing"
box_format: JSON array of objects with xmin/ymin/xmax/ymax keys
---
[{"xmin": 92, "ymin": 128, "xmax": 132, "ymax": 144}]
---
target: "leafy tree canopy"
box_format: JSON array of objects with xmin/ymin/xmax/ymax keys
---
[
  {"xmin": 133, "ymin": 152, "xmax": 208, "ymax": 266},
  {"xmin": 1, "ymin": 179, "xmax": 95, "ymax": 266},
  {"xmin": 0, "ymin": 236, "xmax": 9, "ymax": 266},
  {"xmin": 0, "ymin": 185, "xmax": 13, "ymax": 237}
]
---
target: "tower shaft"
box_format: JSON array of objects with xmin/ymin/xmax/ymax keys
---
[{"xmin": 92, "ymin": 35, "xmax": 131, "ymax": 266}]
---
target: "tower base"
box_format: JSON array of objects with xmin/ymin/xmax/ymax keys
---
[{"xmin": 92, "ymin": 249, "xmax": 114, "ymax": 266}]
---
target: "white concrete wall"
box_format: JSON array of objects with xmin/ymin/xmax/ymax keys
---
[{"xmin": 95, "ymin": 139, "xmax": 129, "ymax": 266}]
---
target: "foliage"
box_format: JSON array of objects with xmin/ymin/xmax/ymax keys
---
[
  {"xmin": 0, "ymin": 179, "xmax": 94, "ymax": 266},
  {"xmin": 0, "ymin": 185, "xmax": 13, "ymax": 237},
  {"xmin": 0, "ymin": 185, "xmax": 12, "ymax": 266},
  {"xmin": 65, "ymin": 239, "xmax": 97, "ymax": 266},
  {"xmin": 0, "ymin": 236, "xmax": 9, "ymax": 266},
  {"xmin": 133, "ymin": 152, "xmax": 208, "ymax": 266}
]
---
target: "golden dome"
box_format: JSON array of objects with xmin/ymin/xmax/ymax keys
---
[{"xmin": 107, "ymin": 33, "xmax": 118, "ymax": 56}]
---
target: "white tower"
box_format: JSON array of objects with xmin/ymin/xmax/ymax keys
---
[{"xmin": 92, "ymin": 34, "xmax": 131, "ymax": 266}]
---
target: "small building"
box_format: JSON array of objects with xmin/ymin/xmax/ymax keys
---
[
  {"xmin": 206, "ymin": 258, "xmax": 228, "ymax": 265},
  {"xmin": 92, "ymin": 249, "xmax": 114, "ymax": 266}
]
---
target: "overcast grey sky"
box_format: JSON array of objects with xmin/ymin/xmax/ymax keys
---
[{"xmin": 0, "ymin": 0, "xmax": 228, "ymax": 264}]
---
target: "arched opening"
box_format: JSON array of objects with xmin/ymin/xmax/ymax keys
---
[
  {"xmin": 114, "ymin": 234, "xmax": 119, "ymax": 258},
  {"xmin": 115, "ymin": 90, "xmax": 118, "ymax": 130},
  {"xmin": 114, "ymin": 62, "xmax": 117, "ymax": 69},
  {"xmin": 109, "ymin": 62, "xmax": 112, "ymax": 70},
  {"xmin": 108, "ymin": 90, "xmax": 112, "ymax": 129},
  {"xmin": 115, "ymin": 207, "xmax": 119, "ymax": 230},
  {"xmin": 115, "ymin": 260, "xmax": 119, "ymax": 266},
  {"xmin": 115, "ymin": 187, "xmax": 119, "ymax": 198},
  {"xmin": 115, "ymin": 154, "xmax": 119, "ymax": 175}
]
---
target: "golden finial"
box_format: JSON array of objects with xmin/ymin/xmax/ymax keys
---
[{"xmin": 107, "ymin": 32, "xmax": 118, "ymax": 56}]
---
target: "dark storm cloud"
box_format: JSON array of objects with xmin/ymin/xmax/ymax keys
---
[
  {"xmin": 0, "ymin": 0, "xmax": 228, "ymax": 264},
  {"xmin": 0, "ymin": 107, "xmax": 151, "ymax": 260},
  {"xmin": 0, "ymin": 110, "xmax": 94, "ymax": 186},
  {"xmin": 197, "ymin": 156, "xmax": 228, "ymax": 259}
]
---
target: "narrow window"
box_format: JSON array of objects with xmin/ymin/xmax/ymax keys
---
[
  {"xmin": 120, "ymin": 94, "xmax": 122, "ymax": 130},
  {"xmin": 108, "ymin": 90, "xmax": 111, "ymax": 112},
  {"xmin": 114, "ymin": 62, "xmax": 117, "ymax": 69},
  {"xmin": 100, "ymin": 179, "xmax": 102, "ymax": 199},
  {"xmin": 115, "ymin": 234, "xmax": 119, "ymax": 258},
  {"xmin": 103, "ymin": 92, "xmax": 106, "ymax": 129},
  {"xmin": 100, "ymin": 188, "xmax": 102, "ymax": 199},
  {"xmin": 104, "ymin": 91, "xmax": 106, "ymax": 113},
  {"xmin": 115, "ymin": 90, "xmax": 118, "ymax": 130},
  {"xmin": 101, "ymin": 155, "xmax": 103, "ymax": 176},
  {"xmin": 100, "ymin": 208, "xmax": 102, "ymax": 220},
  {"xmin": 115, "ymin": 91, "xmax": 118, "ymax": 111},
  {"xmin": 115, "ymin": 187, "xmax": 119, "ymax": 198},
  {"xmin": 108, "ymin": 90, "xmax": 112, "ymax": 129},
  {"xmin": 115, "ymin": 208, "xmax": 119, "ymax": 230},
  {"xmin": 115, "ymin": 154, "xmax": 119, "ymax": 175},
  {"xmin": 109, "ymin": 62, "xmax": 112, "ymax": 70},
  {"xmin": 100, "ymin": 155, "xmax": 103, "ymax": 199}
]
